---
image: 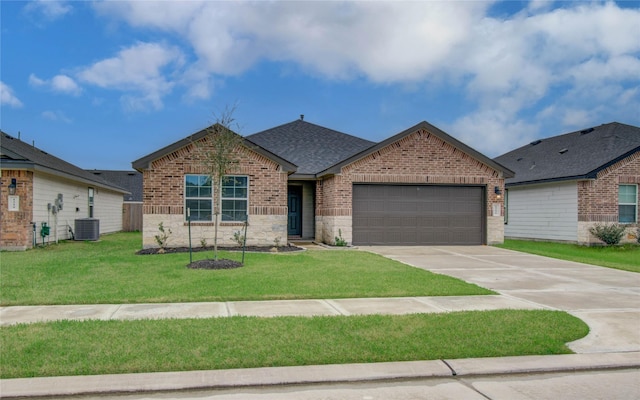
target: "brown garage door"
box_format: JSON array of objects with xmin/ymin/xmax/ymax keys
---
[{"xmin": 352, "ymin": 184, "xmax": 485, "ymax": 245}]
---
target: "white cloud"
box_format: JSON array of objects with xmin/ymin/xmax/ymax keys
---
[
  {"xmin": 448, "ymin": 110, "xmax": 540, "ymax": 157},
  {"xmin": 42, "ymin": 110, "xmax": 72, "ymax": 123},
  {"xmin": 51, "ymin": 75, "xmax": 81, "ymax": 94},
  {"xmin": 77, "ymin": 42, "xmax": 184, "ymax": 110},
  {"xmin": 0, "ymin": 81, "xmax": 24, "ymax": 108},
  {"xmin": 28, "ymin": 74, "xmax": 46, "ymax": 87},
  {"xmin": 561, "ymin": 109, "xmax": 592, "ymax": 128},
  {"xmin": 28, "ymin": 73, "xmax": 81, "ymax": 95},
  {"xmin": 90, "ymin": 0, "xmax": 639, "ymax": 135},
  {"xmin": 24, "ymin": 0, "xmax": 72, "ymax": 21}
]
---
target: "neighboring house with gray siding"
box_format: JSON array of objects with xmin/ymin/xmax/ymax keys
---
[
  {"xmin": 495, "ymin": 122, "xmax": 640, "ymax": 245},
  {"xmin": 1, "ymin": 131, "xmax": 128, "ymax": 250}
]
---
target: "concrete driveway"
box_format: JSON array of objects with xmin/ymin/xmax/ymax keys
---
[{"xmin": 362, "ymin": 246, "xmax": 640, "ymax": 354}]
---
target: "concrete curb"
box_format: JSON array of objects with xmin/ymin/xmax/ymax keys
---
[{"xmin": 2, "ymin": 352, "xmax": 638, "ymax": 398}]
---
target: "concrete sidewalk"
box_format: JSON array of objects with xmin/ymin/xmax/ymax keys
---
[
  {"xmin": 0, "ymin": 295, "xmax": 545, "ymax": 326},
  {"xmin": 2, "ymin": 352, "xmax": 639, "ymax": 398}
]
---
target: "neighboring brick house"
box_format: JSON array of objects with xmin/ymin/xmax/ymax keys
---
[
  {"xmin": 133, "ymin": 118, "xmax": 513, "ymax": 248},
  {"xmin": 495, "ymin": 122, "xmax": 640, "ymax": 245},
  {"xmin": 1, "ymin": 131, "xmax": 128, "ymax": 250}
]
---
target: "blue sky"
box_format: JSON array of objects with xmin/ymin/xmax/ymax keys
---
[{"xmin": 2, "ymin": 1, "xmax": 639, "ymax": 170}]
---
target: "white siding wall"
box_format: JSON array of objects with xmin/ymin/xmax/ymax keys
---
[
  {"xmin": 505, "ymin": 181, "xmax": 578, "ymax": 242},
  {"xmin": 94, "ymin": 187, "xmax": 124, "ymax": 234},
  {"xmin": 33, "ymin": 173, "xmax": 123, "ymax": 244}
]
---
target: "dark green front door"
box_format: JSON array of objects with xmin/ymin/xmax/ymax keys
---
[{"xmin": 287, "ymin": 186, "xmax": 302, "ymax": 236}]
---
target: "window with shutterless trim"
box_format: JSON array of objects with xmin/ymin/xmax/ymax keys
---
[
  {"xmin": 618, "ymin": 184, "xmax": 637, "ymax": 223},
  {"xmin": 185, "ymin": 175, "xmax": 212, "ymax": 221},
  {"xmin": 221, "ymin": 175, "xmax": 248, "ymax": 222}
]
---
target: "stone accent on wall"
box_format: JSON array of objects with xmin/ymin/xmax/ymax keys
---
[
  {"xmin": 578, "ymin": 221, "xmax": 638, "ymax": 245},
  {"xmin": 142, "ymin": 213, "xmax": 287, "ymax": 248},
  {"xmin": 0, "ymin": 170, "xmax": 34, "ymax": 250},
  {"xmin": 487, "ymin": 216, "xmax": 505, "ymax": 245},
  {"xmin": 316, "ymin": 215, "xmax": 352, "ymax": 245}
]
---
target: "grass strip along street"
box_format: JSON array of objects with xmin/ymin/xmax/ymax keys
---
[
  {"xmin": 1, "ymin": 232, "xmax": 590, "ymax": 379},
  {"xmin": 1, "ymin": 310, "xmax": 587, "ymax": 379},
  {"xmin": 1, "ymin": 232, "xmax": 492, "ymax": 306},
  {"xmin": 497, "ymin": 239, "xmax": 640, "ymax": 273}
]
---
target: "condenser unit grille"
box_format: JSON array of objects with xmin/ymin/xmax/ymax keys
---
[{"xmin": 75, "ymin": 218, "xmax": 100, "ymax": 241}]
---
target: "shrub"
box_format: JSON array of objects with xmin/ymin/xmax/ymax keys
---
[
  {"xmin": 636, "ymin": 228, "xmax": 640, "ymax": 244},
  {"xmin": 589, "ymin": 223, "xmax": 626, "ymax": 245},
  {"xmin": 334, "ymin": 229, "xmax": 347, "ymax": 247},
  {"xmin": 231, "ymin": 231, "xmax": 245, "ymax": 246},
  {"xmin": 154, "ymin": 222, "xmax": 172, "ymax": 249}
]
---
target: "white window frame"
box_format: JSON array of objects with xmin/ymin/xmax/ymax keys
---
[
  {"xmin": 221, "ymin": 175, "xmax": 249, "ymax": 222},
  {"xmin": 184, "ymin": 175, "xmax": 213, "ymax": 222},
  {"xmin": 618, "ymin": 184, "xmax": 638, "ymax": 224}
]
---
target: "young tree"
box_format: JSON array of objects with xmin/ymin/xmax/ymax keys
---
[{"xmin": 193, "ymin": 105, "xmax": 244, "ymax": 261}]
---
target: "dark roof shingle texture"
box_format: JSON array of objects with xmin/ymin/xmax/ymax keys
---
[
  {"xmin": 87, "ymin": 170, "xmax": 142, "ymax": 201},
  {"xmin": 494, "ymin": 122, "xmax": 640, "ymax": 185},
  {"xmin": 246, "ymin": 120, "xmax": 375, "ymax": 175},
  {"xmin": 1, "ymin": 131, "xmax": 127, "ymax": 192}
]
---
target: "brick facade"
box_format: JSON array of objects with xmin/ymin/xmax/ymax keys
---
[
  {"xmin": 0, "ymin": 170, "xmax": 34, "ymax": 250},
  {"xmin": 141, "ymin": 139, "xmax": 289, "ymax": 248},
  {"xmin": 315, "ymin": 128, "xmax": 506, "ymax": 244},
  {"xmin": 577, "ymin": 151, "xmax": 640, "ymax": 244}
]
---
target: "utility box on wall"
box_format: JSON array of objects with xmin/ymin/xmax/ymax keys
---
[{"xmin": 75, "ymin": 218, "xmax": 100, "ymax": 241}]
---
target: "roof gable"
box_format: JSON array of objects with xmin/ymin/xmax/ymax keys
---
[
  {"xmin": 494, "ymin": 122, "xmax": 640, "ymax": 186},
  {"xmin": 318, "ymin": 121, "xmax": 515, "ymax": 178},
  {"xmin": 1, "ymin": 131, "xmax": 128, "ymax": 193},
  {"xmin": 246, "ymin": 119, "xmax": 375, "ymax": 176},
  {"xmin": 132, "ymin": 124, "xmax": 297, "ymax": 173}
]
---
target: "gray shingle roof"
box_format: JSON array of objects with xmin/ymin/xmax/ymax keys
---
[
  {"xmin": 1, "ymin": 131, "xmax": 128, "ymax": 193},
  {"xmin": 494, "ymin": 122, "xmax": 640, "ymax": 186},
  {"xmin": 246, "ymin": 119, "xmax": 375, "ymax": 176},
  {"xmin": 87, "ymin": 170, "xmax": 142, "ymax": 202}
]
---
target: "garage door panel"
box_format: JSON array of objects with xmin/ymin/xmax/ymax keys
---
[{"xmin": 353, "ymin": 184, "xmax": 484, "ymax": 245}]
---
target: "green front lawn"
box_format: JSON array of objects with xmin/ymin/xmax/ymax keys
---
[
  {"xmin": 0, "ymin": 310, "xmax": 588, "ymax": 379},
  {"xmin": 496, "ymin": 239, "xmax": 640, "ymax": 273},
  {"xmin": 1, "ymin": 232, "xmax": 492, "ymax": 306}
]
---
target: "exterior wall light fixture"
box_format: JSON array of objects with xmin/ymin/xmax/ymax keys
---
[{"xmin": 8, "ymin": 178, "xmax": 17, "ymax": 195}]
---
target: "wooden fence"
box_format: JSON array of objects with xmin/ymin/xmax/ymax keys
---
[{"xmin": 123, "ymin": 202, "xmax": 143, "ymax": 232}]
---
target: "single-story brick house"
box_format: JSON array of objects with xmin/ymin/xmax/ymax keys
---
[
  {"xmin": 132, "ymin": 118, "xmax": 514, "ymax": 248},
  {"xmin": 1, "ymin": 131, "xmax": 129, "ymax": 250},
  {"xmin": 494, "ymin": 122, "xmax": 640, "ymax": 245}
]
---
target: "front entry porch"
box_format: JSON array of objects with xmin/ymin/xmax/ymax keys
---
[{"xmin": 287, "ymin": 182, "xmax": 315, "ymax": 241}]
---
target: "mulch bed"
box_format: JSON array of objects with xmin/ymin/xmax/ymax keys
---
[
  {"xmin": 136, "ymin": 244, "xmax": 303, "ymax": 255},
  {"xmin": 186, "ymin": 258, "xmax": 244, "ymax": 270}
]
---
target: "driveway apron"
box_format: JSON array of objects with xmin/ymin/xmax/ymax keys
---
[{"xmin": 361, "ymin": 246, "xmax": 640, "ymax": 354}]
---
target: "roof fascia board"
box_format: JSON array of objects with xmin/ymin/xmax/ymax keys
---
[
  {"xmin": 317, "ymin": 121, "xmax": 515, "ymax": 178},
  {"xmin": 33, "ymin": 165, "xmax": 130, "ymax": 194},
  {"xmin": 288, "ymin": 173, "xmax": 317, "ymax": 180},
  {"xmin": 132, "ymin": 128, "xmax": 297, "ymax": 173},
  {"xmin": 1, "ymin": 159, "xmax": 36, "ymax": 170},
  {"xmin": 506, "ymin": 175, "xmax": 591, "ymax": 188}
]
